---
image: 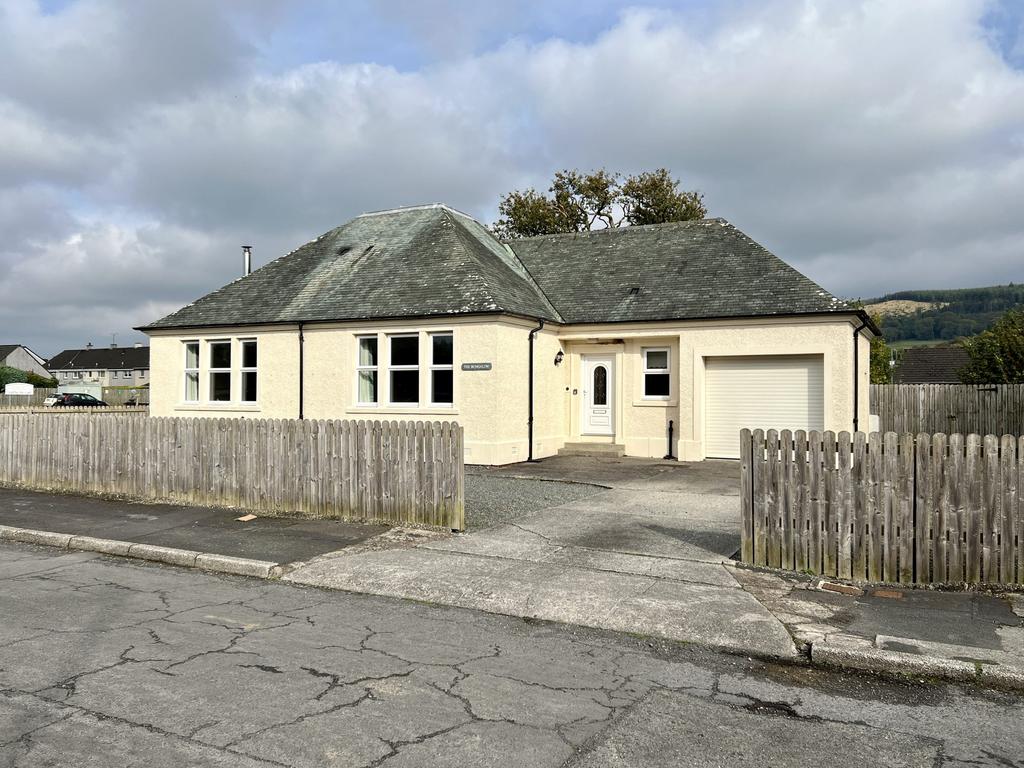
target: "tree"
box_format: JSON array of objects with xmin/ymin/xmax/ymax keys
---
[
  {"xmin": 26, "ymin": 371, "xmax": 58, "ymax": 388},
  {"xmin": 492, "ymin": 168, "xmax": 706, "ymax": 239},
  {"xmin": 958, "ymin": 308, "xmax": 1024, "ymax": 384},
  {"xmin": 619, "ymin": 169, "xmax": 706, "ymax": 226},
  {"xmin": 849, "ymin": 304, "xmax": 895, "ymax": 384},
  {"xmin": 0, "ymin": 366, "xmax": 28, "ymax": 390}
]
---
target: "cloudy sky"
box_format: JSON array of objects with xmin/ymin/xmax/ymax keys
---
[{"xmin": 2, "ymin": 0, "xmax": 1023, "ymax": 356}]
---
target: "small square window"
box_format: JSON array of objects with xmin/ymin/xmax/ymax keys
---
[
  {"xmin": 210, "ymin": 372, "xmax": 231, "ymax": 401},
  {"xmin": 390, "ymin": 336, "xmax": 418, "ymax": 367},
  {"xmin": 642, "ymin": 347, "xmax": 671, "ymax": 399},
  {"xmin": 391, "ymin": 370, "xmax": 419, "ymax": 403},
  {"xmin": 210, "ymin": 341, "xmax": 231, "ymax": 369}
]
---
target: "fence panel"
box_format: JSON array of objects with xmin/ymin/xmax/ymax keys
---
[
  {"xmin": 0, "ymin": 414, "xmax": 464, "ymax": 530},
  {"xmin": 741, "ymin": 428, "xmax": 1022, "ymax": 586},
  {"xmin": 872, "ymin": 384, "xmax": 1024, "ymax": 436}
]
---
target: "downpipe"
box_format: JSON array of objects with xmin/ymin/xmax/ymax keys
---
[
  {"xmin": 527, "ymin": 318, "xmax": 545, "ymax": 462},
  {"xmin": 852, "ymin": 320, "xmax": 869, "ymax": 432},
  {"xmin": 298, "ymin": 322, "xmax": 305, "ymax": 420}
]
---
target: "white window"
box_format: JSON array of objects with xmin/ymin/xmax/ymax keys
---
[
  {"xmin": 184, "ymin": 342, "xmax": 200, "ymax": 402},
  {"xmin": 430, "ymin": 333, "xmax": 453, "ymax": 405},
  {"xmin": 356, "ymin": 335, "xmax": 378, "ymax": 405},
  {"xmin": 209, "ymin": 340, "xmax": 232, "ymax": 402},
  {"xmin": 642, "ymin": 347, "xmax": 670, "ymax": 399},
  {"xmin": 240, "ymin": 340, "xmax": 257, "ymax": 403},
  {"xmin": 389, "ymin": 335, "xmax": 419, "ymax": 405}
]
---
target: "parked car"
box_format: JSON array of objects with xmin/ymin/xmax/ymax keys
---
[
  {"xmin": 50, "ymin": 393, "xmax": 108, "ymax": 407},
  {"xmin": 42, "ymin": 394, "xmax": 61, "ymax": 407}
]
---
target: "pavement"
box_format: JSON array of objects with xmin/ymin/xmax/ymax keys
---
[
  {"xmin": 735, "ymin": 566, "xmax": 1024, "ymax": 689},
  {"xmin": 0, "ymin": 488, "xmax": 387, "ymax": 564},
  {"xmin": 3, "ymin": 543, "xmax": 1024, "ymax": 767}
]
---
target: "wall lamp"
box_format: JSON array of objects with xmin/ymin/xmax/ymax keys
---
[{"xmin": 553, "ymin": 350, "xmax": 564, "ymax": 366}]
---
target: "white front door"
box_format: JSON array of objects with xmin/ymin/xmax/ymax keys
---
[{"xmin": 581, "ymin": 355, "xmax": 614, "ymax": 435}]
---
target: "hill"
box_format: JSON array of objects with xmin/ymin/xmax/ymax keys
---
[{"xmin": 861, "ymin": 284, "xmax": 1024, "ymax": 343}]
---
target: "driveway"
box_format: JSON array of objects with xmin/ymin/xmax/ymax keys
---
[
  {"xmin": 285, "ymin": 457, "xmax": 791, "ymax": 658},
  {"xmin": 466, "ymin": 456, "xmax": 741, "ymax": 561}
]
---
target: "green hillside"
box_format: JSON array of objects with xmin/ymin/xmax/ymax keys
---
[{"xmin": 862, "ymin": 284, "xmax": 1024, "ymax": 343}]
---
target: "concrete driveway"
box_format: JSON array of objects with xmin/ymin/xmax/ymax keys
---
[{"xmin": 286, "ymin": 457, "xmax": 796, "ymax": 659}]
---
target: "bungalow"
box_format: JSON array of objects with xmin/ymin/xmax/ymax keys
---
[{"xmin": 139, "ymin": 204, "xmax": 876, "ymax": 463}]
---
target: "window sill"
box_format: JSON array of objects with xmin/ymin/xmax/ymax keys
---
[
  {"xmin": 174, "ymin": 403, "xmax": 261, "ymax": 412},
  {"xmin": 346, "ymin": 406, "xmax": 459, "ymax": 416},
  {"xmin": 632, "ymin": 399, "xmax": 677, "ymax": 408}
]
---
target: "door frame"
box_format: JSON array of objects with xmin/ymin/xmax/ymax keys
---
[{"xmin": 580, "ymin": 354, "xmax": 615, "ymax": 436}]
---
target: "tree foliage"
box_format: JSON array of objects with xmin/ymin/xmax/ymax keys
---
[
  {"xmin": 492, "ymin": 168, "xmax": 706, "ymax": 239},
  {"xmin": 869, "ymin": 284, "xmax": 1024, "ymax": 343},
  {"xmin": 849, "ymin": 304, "xmax": 894, "ymax": 384},
  {"xmin": 26, "ymin": 371, "xmax": 58, "ymax": 388},
  {"xmin": 958, "ymin": 308, "xmax": 1024, "ymax": 384},
  {"xmin": 0, "ymin": 366, "xmax": 28, "ymax": 390}
]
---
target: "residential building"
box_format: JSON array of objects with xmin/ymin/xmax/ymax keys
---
[
  {"xmin": 892, "ymin": 346, "xmax": 970, "ymax": 384},
  {"xmin": 140, "ymin": 204, "xmax": 876, "ymax": 463},
  {"xmin": 46, "ymin": 344, "xmax": 150, "ymax": 388},
  {"xmin": 0, "ymin": 345, "xmax": 50, "ymax": 379}
]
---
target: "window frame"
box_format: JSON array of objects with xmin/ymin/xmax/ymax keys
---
[
  {"xmin": 240, "ymin": 338, "xmax": 258, "ymax": 404},
  {"xmin": 355, "ymin": 334, "xmax": 380, "ymax": 406},
  {"xmin": 429, "ymin": 332, "xmax": 454, "ymax": 406},
  {"xmin": 388, "ymin": 333, "xmax": 420, "ymax": 406},
  {"xmin": 641, "ymin": 347, "xmax": 671, "ymax": 401},
  {"xmin": 183, "ymin": 341, "xmax": 200, "ymax": 403},
  {"xmin": 207, "ymin": 339, "xmax": 233, "ymax": 403}
]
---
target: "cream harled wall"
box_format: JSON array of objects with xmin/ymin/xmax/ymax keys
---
[
  {"xmin": 149, "ymin": 316, "xmax": 569, "ymax": 466},
  {"xmin": 558, "ymin": 315, "xmax": 868, "ymax": 461},
  {"xmin": 148, "ymin": 313, "xmax": 869, "ymax": 465}
]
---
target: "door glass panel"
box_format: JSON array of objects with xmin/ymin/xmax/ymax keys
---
[{"xmin": 593, "ymin": 366, "xmax": 607, "ymax": 405}]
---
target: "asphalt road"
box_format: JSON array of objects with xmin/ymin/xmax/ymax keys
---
[{"xmin": 1, "ymin": 542, "xmax": 1022, "ymax": 767}]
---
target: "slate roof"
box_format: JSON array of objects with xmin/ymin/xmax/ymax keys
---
[
  {"xmin": 143, "ymin": 206, "xmax": 561, "ymax": 330},
  {"xmin": 510, "ymin": 218, "xmax": 848, "ymax": 324},
  {"xmin": 893, "ymin": 347, "xmax": 969, "ymax": 384},
  {"xmin": 46, "ymin": 347, "xmax": 150, "ymax": 372},
  {"xmin": 141, "ymin": 205, "xmax": 854, "ymax": 331}
]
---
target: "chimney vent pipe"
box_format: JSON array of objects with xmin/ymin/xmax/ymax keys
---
[{"xmin": 242, "ymin": 245, "xmax": 252, "ymax": 277}]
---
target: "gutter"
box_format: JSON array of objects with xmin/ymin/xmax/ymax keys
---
[
  {"xmin": 852, "ymin": 318, "xmax": 870, "ymax": 432},
  {"xmin": 527, "ymin": 318, "xmax": 545, "ymax": 462}
]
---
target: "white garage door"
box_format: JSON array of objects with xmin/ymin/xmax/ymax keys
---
[{"xmin": 705, "ymin": 355, "xmax": 825, "ymax": 459}]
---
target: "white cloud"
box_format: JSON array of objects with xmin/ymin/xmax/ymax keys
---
[{"xmin": 1, "ymin": 0, "xmax": 1023, "ymax": 354}]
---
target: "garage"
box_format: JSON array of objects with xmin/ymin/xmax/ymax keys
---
[{"xmin": 705, "ymin": 355, "xmax": 825, "ymax": 459}]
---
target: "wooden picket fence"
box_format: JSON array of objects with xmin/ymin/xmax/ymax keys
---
[
  {"xmin": 0, "ymin": 414, "xmax": 464, "ymax": 530},
  {"xmin": 740, "ymin": 428, "xmax": 1023, "ymax": 586},
  {"xmin": 871, "ymin": 384, "xmax": 1024, "ymax": 436}
]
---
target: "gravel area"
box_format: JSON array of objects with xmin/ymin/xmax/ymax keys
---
[{"xmin": 464, "ymin": 473, "xmax": 606, "ymax": 530}]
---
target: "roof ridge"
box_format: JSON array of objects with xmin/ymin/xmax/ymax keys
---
[
  {"xmin": 444, "ymin": 210, "xmax": 563, "ymax": 322},
  {"xmin": 502, "ymin": 217, "xmax": 729, "ymax": 245},
  {"xmin": 357, "ymin": 203, "xmax": 479, "ymax": 221}
]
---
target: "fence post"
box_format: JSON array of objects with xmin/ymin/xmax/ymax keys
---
[{"xmin": 740, "ymin": 428, "xmax": 753, "ymax": 564}]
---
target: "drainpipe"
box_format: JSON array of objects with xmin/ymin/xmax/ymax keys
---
[
  {"xmin": 298, "ymin": 322, "xmax": 305, "ymax": 420},
  {"xmin": 852, "ymin": 319, "xmax": 869, "ymax": 432},
  {"xmin": 527, "ymin": 318, "xmax": 545, "ymax": 462}
]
